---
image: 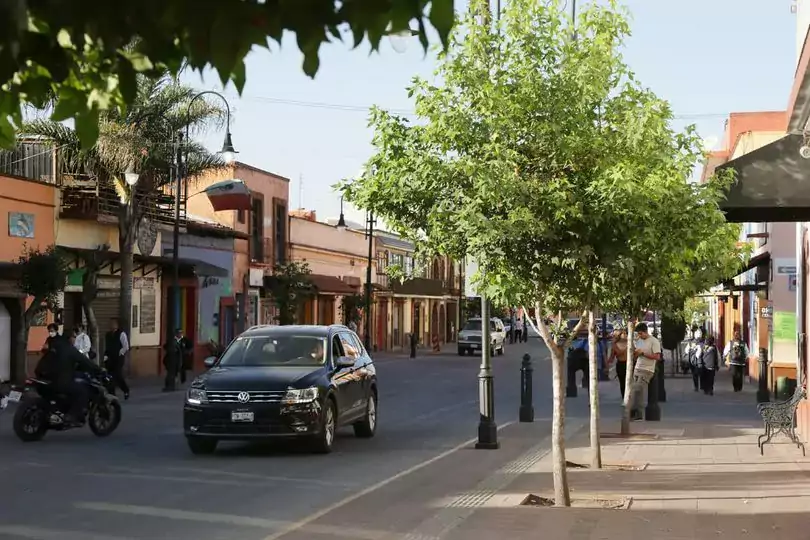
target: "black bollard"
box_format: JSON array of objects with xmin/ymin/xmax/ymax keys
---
[
  {"xmin": 757, "ymin": 347, "xmax": 770, "ymax": 403},
  {"xmin": 644, "ymin": 360, "xmax": 662, "ymax": 421},
  {"xmin": 566, "ymin": 360, "xmax": 578, "ymax": 398},
  {"xmin": 409, "ymin": 333, "xmax": 417, "ymax": 359},
  {"xmin": 519, "ymin": 353, "xmax": 534, "ymax": 422},
  {"xmin": 658, "ymin": 358, "xmax": 667, "ymax": 402}
]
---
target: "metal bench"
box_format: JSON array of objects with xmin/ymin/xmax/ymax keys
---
[{"xmin": 757, "ymin": 387, "xmax": 807, "ymax": 456}]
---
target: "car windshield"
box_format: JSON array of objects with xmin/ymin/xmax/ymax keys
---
[
  {"xmin": 463, "ymin": 320, "xmax": 482, "ymax": 332},
  {"xmin": 217, "ymin": 335, "xmax": 327, "ymax": 367}
]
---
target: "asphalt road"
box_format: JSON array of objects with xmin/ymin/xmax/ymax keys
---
[{"xmin": 0, "ymin": 339, "xmax": 590, "ymax": 540}]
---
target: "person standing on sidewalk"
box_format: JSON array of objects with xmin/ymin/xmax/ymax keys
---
[
  {"xmin": 73, "ymin": 325, "xmax": 91, "ymax": 359},
  {"xmin": 610, "ymin": 329, "xmax": 629, "ymax": 399},
  {"xmin": 723, "ymin": 330, "xmax": 749, "ymax": 392},
  {"xmin": 630, "ymin": 323, "xmax": 661, "ymax": 421},
  {"xmin": 688, "ymin": 336, "xmax": 704, "ymax": 392},
  {"xmin": 699, "ymin": 336, "xmax": 720, "ymax": 395},
  {"xmin": 103, "ymin": 318, "xmax": 130, "ymax": 400}
]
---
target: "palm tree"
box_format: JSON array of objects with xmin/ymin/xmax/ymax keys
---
[{"xmin": 23, "ymin": 73, "xmax": 226, "ymax": 348}]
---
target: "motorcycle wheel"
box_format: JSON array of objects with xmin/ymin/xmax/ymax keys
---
[
  {"xmin": 13, "ymin": 398, "xmax": 49, "ymax": 442},
  {"xmin": 88, "ymin": 398, "xmax": 122, "ymax": 437}
]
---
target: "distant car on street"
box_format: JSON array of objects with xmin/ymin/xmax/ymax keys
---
[
  {"xmin": 183, "ymin": 324, "xmax": 378, "ymax": 455},
  {"xmin": 457, "ymin": 317, "xmax": 506, "ymax": 356}
]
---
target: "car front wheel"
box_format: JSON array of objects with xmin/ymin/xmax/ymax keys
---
[
  {"xmin": 354, "ymin": 392, "xmax": 377, "ymax": 438},
  {"xmin": 312, "ymin": 398, "xmax": 337, "ymax": 454}
]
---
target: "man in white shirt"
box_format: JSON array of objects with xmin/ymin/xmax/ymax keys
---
[
  {"xmin": 630, "ymin": 322, "xmax": 661, "ymax": 421},
  {"xmin": 73, "ymin": 325, "xmax": 92, "ymax": 359}
]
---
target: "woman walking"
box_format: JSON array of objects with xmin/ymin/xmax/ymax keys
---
[
  {"xmin": 610, "ymin": 329, "xmax": 629, "ymax": 399},
  {"xmin": 700, "ymin": 336, "xmax": 720, "ymax": 396}
]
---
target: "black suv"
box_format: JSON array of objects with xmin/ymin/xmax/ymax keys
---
[{"xmin": 183, "ymin": 324, "xmax": 378, "ymax": 455}]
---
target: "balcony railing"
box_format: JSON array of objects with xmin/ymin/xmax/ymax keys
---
[
  {"xmin": 59, "ymin": 174, "xmax": 186, "ymax": 227},
  {"xmin": 0, "ymin": 141, "xmax": 57, "ymax": 184}
]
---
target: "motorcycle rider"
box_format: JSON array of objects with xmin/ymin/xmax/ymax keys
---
[{"xmin": 35, "ymin": 332, "xmax": 104, "ymax": 427}]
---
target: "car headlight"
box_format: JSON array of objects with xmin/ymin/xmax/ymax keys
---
[
  {"xmin": 186, "ymin": 388, "xmax": 208, "ymax": 405},
  {"xmin": 283, "ymin": 386, "xmax": 319, "ymax": 404}
]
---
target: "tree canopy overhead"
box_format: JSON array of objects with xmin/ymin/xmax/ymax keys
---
[{"xmin": 0, "ymin": 0, "xmax": 456, "ymax": 147}]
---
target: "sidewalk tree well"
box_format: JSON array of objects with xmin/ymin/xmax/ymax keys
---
[
  {"xmin": 266, "ymin": 261, "xmax": 315, "ymax": 325},
  {"xmin": 23, "ymin": 72, "xmax": 225, "ymax": 341},
  {"xmin": 339, "ymin": 0, "xmax": 681, "ymax": 505},
  {"xmin": 0, "ymin": 1, "xmax": 455, "ymax": 148},
  {"xmin": 13, "ymin": 244, "xmax": 69, "ymax": 383}
]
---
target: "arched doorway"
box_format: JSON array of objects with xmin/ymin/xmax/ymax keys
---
[
  {"xmin": 439, "ymin": 304, "xmax": 446, "ymax": 343},
  {"xmin": 431, "ymin": 303, "xmax": 439, "ymax": 344}
]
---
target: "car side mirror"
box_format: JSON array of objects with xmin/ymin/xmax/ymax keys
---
[
  {"xmin": 203, "ymin": 356, "xmax": 217, "ymax": 369},
  {"xmin": 335, "ymin": 356, "xmax": 355, "ymax": 368}
]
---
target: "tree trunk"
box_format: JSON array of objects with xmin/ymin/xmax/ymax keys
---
[
  {"xmin": 620, "ymin": 319, "xmax": 636, "ymax": 435},
  {"xmin": 82, "ymin": 261, "xmax": 100, "ymax": 361},
  {"xmin": 587, "ymin": 310, "xmax": 602, "ymax": 469},
  {"xmin": 530, "ymin": 303, "xmax": 571, "ymax": 507},
  {"xmin": 549, "ymin": 344, "xmax": 571, "ymax": 506},
  {"xmin": 13, "ymin": 322, "xmax": 30, "ymax": 384}
]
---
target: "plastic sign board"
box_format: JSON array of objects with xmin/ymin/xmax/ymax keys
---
[{"xmin": 774, "ymin": 258, "xmax": 797, "ymax": 275}]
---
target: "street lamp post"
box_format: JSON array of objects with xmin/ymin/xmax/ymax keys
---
[
  {"xmin": 172, "ymin": 91, "xmax": 237, "ymax": 345},
  {"xmin": 336, "ymin": 195, "xmax": 347, "ymax": 231},
  {"xmin": 364, "ymin": 212, "xmax": 376, "ymax": 350}
]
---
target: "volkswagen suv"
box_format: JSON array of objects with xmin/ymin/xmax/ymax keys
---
[{"xmin": 183, "ymin": 324, "xmax": 378, "ymax": 455}]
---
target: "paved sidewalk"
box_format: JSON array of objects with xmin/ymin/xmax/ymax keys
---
[{"xmin": 442, "ymin": 371, "xmax": 810, "ymax": 540}]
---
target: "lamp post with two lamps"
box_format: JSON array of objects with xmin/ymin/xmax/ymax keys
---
[{"xmin": 171, "ymin": 91, "xmax": 237, "ymax": 345}]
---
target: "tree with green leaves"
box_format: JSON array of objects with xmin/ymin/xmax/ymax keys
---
[
  {"xmin": 23, "ymin": 72, "xmax": 225, "ymax": 342},
  {"xmin": 13, "ymin": 244, "xmax": 69, "ymax": 383},
  {"xmin": 0, "ymin": 0, "xmax": 455, "ymax": 148},
  {"xmin": 340, "ymin": 293, "xmax": 365, "ymax": 327},
  {"xmin": 266, "ymin": 262, "xmax": 315, "ymax": 325},
  {"xmin": 341, "ymin": 0, "xmax": 694, "ymax": 504},
  {"xmin": 601, "ymin": 170, "xmax": 745, "ymax": 435}
]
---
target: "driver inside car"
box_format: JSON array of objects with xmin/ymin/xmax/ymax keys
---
[{"xmin": 35, "ymin": 335, "xmax": 105, "ymax": 427}]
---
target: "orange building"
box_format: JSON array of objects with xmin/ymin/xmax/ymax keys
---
[
  {"xmin": 186, "ymin": 162, "xmax": 290, "ymax": 329},
  {"xmin": 0, "ymin": 144, "xmax": 58, "ymax": 381}
]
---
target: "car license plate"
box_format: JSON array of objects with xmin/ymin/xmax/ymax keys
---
[
  {"xmin": 472, "ymin": 344, "xmax": 480, "ymax": 349},
  {"xmin": 231, "ymin": 411, "xmax": 254, "ymax": 422},
  {"xmin": 7, "ymin": 391, "xmax": 21, "ymax": 403}
]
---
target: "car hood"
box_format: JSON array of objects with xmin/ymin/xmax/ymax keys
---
[{"xmin": 196, "ymin": 366, "xmax": 325, "ymax": 391}]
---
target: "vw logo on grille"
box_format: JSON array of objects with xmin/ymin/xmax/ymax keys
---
[{"xmin": 237, "ymin": 392, "xmax": 250, "ymax": 403}]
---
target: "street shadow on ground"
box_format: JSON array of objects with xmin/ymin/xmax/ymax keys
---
[{"xmin": 442, "ymin": 507, "xmax": 810, "ymax": 540}]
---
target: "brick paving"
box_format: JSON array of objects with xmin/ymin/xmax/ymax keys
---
[
  {"xmin": 443, "ymin": 370, "xmax": 810, "ymax": 540},
  {"xmin": 266, "ymin": 368, "xmax": 810, "ymax": 540}
]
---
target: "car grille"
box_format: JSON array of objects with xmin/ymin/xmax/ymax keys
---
[
  {"xmin": 206, "ymin": 390, "xmax": 286, "ymax": 403},
  {"xmin": 465, "ymin": 335, "xmax": 482, "ymax": 343}
]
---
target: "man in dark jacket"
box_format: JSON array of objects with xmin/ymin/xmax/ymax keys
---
[
  {"xmin": 103, "ymin": 318, "xmax": 130, "ymax": 399},
  {"xmin": 35, "ymin": 336, "xmax": 103, "ymax": 426},
  {"xmin": 163, "ymin": 328, "xmax": 185, "ymax": 391}
]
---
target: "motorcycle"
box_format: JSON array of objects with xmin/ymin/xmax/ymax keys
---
[{"xmin": 9, "ymin": 371, "xmax": 122, "ymax": 442}]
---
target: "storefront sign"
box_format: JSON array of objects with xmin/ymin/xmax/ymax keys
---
[
  {"xmin": 249, "ymin": 268, "xmax": 264, "ymax": 287},
  {"xmin": 139, "ymin": 288, "xmax": 156, "ymax": 334},
  {"xmin": 133, "ymin": 277, "xmax": 155, "ymax": 290},
  {"xmin": 773, "ymin": 311, "xmax": 797, "ymax": 342},
  {"xmin": 775, "ymin": 258, "xmax": 797, "ymax": 275},
  {"xmin": 760, "ymin": 305, "xmax": 773, "ymax": 319},
  {"xmin": 97, "ymin": 276, "xmax": 120, "ymax": 290}
]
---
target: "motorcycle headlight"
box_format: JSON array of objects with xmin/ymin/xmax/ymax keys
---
[
  {"xmin": 186, "ymin": 388, "xmax": 208, "ymax": 405},
  {"xmin": 282, "ymin": 386, "xmax": 319, "ymax": 404}
]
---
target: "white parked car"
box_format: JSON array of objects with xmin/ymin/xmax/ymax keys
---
[{"xmin": 457, "ymin": 318, "xmax": 506, "ymax": 356}]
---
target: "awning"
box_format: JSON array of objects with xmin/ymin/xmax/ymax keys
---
[
  {"xmin": 137, "ymin": 255, "xmax": 229, "ymax": 277},
  {"xmin": 718, "ymin": 134, "xmax": 810, "ymax": 222},
  {"xmin": 60, "ymin": 247, "xmax": 229, "ymax": 278},
  {"xmin": 306, "ymin": 274, "xmax": 359, "ymax": 295}
]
